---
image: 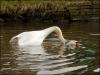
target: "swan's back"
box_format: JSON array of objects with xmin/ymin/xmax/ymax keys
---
[
  {"xmin": 10, "ymin": 31, "xmax": 46, "ymax": 46},
  {"xmin": 10, "ymin": 26, "xmax": 66, "ymax": 46}
]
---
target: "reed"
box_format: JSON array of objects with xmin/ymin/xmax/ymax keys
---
[{"xmin": 0, "ymin": 0, "xmax": 99, "ymax": 22}]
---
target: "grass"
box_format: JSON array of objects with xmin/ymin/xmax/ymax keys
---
[{"xmin": 0, "ymin": 0, "xmax": 99, "ymax": 22}]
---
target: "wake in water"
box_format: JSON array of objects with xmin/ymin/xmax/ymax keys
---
[
  {"xmin": 8, "ymin": 33, "xmax": 98, "ymax": 75},
  {"xmin": 9, "ymin": 40, "xmax": 90, "ymax": 75}
]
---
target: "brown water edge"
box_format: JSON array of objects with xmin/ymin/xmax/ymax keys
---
[{"xmin": 0, "ymin": 0, "xmax": 100, "ymax": 23}]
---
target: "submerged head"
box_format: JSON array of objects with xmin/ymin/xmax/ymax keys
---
[
  {"xmin": 65, "ymin": 40, "xmax": 80, "ymax": 49},
  {"xmin": 53, "ymin": 26, "xmax": 80, "ymax": 49}
]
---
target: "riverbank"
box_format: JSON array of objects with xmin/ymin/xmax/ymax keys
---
[{"xmin": 0, "ymin": 0, "xmax": 100, "ymax": 23}]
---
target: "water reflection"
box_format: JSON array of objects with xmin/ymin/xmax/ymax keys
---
[
  {"xmin": 15, "ymin": 45, "xmax": 47, "ymax": 55},
  {"xmin": 37, "ymin": 65, "xmax": 88, "ymax": 75},
  {"xmin": 9, "ymin": 39, "xmax": 89, "ymax": 75}
]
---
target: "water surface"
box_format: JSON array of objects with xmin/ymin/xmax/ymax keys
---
[{"xmin": 0, "ymin": 21, "xmax": 100, "ymax": 75}]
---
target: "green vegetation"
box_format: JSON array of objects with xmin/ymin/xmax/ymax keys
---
[{"xmin": 0, "ymin": 0, "xmax": 100, "ymax": 22}]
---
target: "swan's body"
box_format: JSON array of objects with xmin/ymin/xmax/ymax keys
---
[
  {"xmin": 10, "ymin": 26, "xmax": 65, "ymax": 46},
  {"xmin": 15, "ymin": 31, "xmax": 47, "ymax": 46},
  {"xmin": 10, "ymin": 26, "xmax": 79, "ymax": 49}
]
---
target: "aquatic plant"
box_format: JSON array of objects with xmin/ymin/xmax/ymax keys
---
[{"xmin": 0, "ymin": 0, "xmax": 99, "ymax": 22}]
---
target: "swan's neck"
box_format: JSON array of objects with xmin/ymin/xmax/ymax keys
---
[{"xmin": 43, "ymin": 26, "xmax": 65, "ymax": 44}]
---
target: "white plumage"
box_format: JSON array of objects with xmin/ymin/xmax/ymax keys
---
[{"xmin": 10, "ymin": 26, "xmax": 79, "ymax": 49}]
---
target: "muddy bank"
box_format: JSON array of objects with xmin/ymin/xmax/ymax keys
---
[{"xmin": 0, "ymin": 0, "xmax": 100, "ymax": 23}]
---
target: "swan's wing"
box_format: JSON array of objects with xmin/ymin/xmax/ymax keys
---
[
  {"xmin": 10, "ymin": 30, "xmax": 48, "ymax": 46},
  {"xmin": 17, "ymin": 31, "xmax": 46, "ymax": 46}
]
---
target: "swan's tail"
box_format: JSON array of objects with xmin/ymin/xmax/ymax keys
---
[{"xmin": 9, "ymin": 36, "xmax": 19, "ymax": 45}]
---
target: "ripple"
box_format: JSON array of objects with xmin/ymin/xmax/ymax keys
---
[
  {"xmin": 37, "ymin": 65, "xmax": 88, "ymax": 75},
  {"xmin": 93, "ymin": 68, "xmax": 100, "ymax": 72},
  {"xmin": 1, "ymin": 24, "xmax": 99, "ymax": 75}
]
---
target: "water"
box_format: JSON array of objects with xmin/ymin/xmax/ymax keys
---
[{"xmin": 0, "ymin": 21, "xmax": 100, "ymax": 75}]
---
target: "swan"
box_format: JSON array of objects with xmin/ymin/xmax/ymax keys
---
[{"xmin": 10, "ymin": 26, "xmax": 79, "ymax": 49}]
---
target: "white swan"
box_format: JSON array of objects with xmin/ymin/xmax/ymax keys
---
[{"xmin": 10, "ymin": 26, "xmax": 79, "ymax": 49}]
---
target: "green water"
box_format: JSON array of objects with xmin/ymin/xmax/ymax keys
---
[{"xmin": 0, "ymin": 21, "xmax": 100, "ymax": 75}]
